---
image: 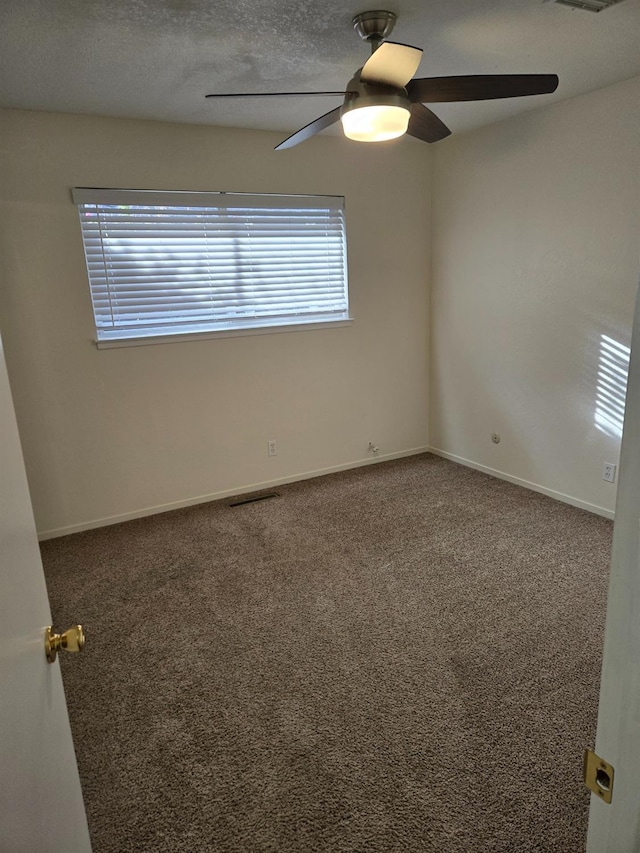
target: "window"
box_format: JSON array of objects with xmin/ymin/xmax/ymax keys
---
[{"xmin": 73, "ymin": 189, "xmax": 350, "ymax": 347}]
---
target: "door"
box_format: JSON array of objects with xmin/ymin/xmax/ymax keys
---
[
  {"xmin": 586, "ymin": 278, "xmax": 640, "ymax": 851},
  {"xmin": 0, "ymin": 331, "xmax": 91, "ymax": 851}
]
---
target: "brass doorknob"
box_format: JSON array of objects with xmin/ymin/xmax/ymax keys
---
[{"xmin": 45, "ymin": 625, "xmax": 85, "ymax": 664}]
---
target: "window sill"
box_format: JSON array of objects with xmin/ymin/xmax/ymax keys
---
[{"xmin": 95, "ymin": 317, "xmax": 354, "ymax": 349}]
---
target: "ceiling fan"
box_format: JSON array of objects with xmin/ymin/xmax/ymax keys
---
[{"xmin": 205, "ymin": 10, "xmax": 559, "ymax": 151}]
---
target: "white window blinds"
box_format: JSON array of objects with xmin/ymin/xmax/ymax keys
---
[{"xmin": 73, "ymin": 189, "xmax": 349, "ymax": 344}]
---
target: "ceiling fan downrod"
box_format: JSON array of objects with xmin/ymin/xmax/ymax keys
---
[{"xmin": 352, "ymin": 10, "xmax": 397, "ymax": 53}]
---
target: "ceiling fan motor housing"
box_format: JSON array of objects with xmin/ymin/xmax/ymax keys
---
[
  {"xmin": 340, "ymin": 71, "xmax": 411, "ymax": 142},
  {"xmin": 341, "ymin": 72, "xmax": 410, "ymax": 117}
]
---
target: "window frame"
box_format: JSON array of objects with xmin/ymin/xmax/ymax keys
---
[{"xmin": 73, "ymin": 188, "xmax": 351, "ymax": 348}]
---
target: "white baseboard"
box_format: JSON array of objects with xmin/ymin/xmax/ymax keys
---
[
  {"xmin": 37, "ymin": 446, "xmax": 430, "ymax": 541},
  {"xmin": 428, "ymin": 447, "xmax": 614, "ymax": 520}
]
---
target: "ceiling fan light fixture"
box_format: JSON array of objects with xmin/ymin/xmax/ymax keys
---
[
  {"xmin": 340, "ymin": 87, "xmax": 411, "ymax": 142},
  {"xmin": 341, "ymin": 104, "xmax": 410, "ymax": 141}
]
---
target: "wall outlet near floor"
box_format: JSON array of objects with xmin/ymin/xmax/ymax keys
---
[
  {"xmin": 602, "ymin": 462, "xmax": 617, "ymax": 483},
  {"xmin": 267, "ymin": 439, "xmax": 277, "ymax": 457}
]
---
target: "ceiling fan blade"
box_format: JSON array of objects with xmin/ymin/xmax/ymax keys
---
[
  {"xmin": 206, "ymin": 91, "xmax": 352, "ymax": 99},
  {"xmin": 406, "ymin": 104, "xmax": 451, "ymax": 144},
  {"xmin": 360, "ymin": 41, "xmax": 423, "ymax": 88},
  {"xmin": 274, "ymin": 106, "xmax": 343, "ymax": 151},
  {"xmin": 407, "ymin": 74, "xmax": 559, "ymax": 103}
]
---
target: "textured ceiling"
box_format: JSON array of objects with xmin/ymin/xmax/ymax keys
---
[{"xmin": 1, "ymin": 0, "xmax": 639, "ymax": 142}]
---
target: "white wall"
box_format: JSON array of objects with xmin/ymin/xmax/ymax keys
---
[
  {"xmin": 3, "ymin": 78, "xmax": 638, "ymax": 537},
  {"xmin": 0, "ymin": 110, "xmax": 431, "ymax": 537},
  {"xmin": 430, "ymin": 76, "xmax": 640, "ymax": 517}
]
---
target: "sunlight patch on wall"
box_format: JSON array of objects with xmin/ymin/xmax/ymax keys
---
[{"xmin": 595, "ymin": 334, "xmax": 630, "ymax": 437}]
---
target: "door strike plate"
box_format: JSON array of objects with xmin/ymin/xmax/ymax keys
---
[{"xmin": 584, "ymin": 749, "xmax": 614, "ymax": 804}]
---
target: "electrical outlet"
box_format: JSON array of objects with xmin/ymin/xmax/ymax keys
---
[
  {"xmin": 267, "ymin": 440, "xmax": 277, "ymax": 457},
  {"xmin": 602, "ymin": 462, "xmax": 617, "ymax": 483}
]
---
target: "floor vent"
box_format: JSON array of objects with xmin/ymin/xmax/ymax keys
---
[
  {"xmin": 547, "ymin": 0, "xmax": 626, "ymax": 11},
  {"xmin": 228, "ymin": 491, "xmax": 280, "ymax": 507}
]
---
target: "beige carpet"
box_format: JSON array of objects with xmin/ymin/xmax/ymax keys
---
[{"xmin": 41, "ymin": 454, "xmax": 611, "ymax": 852}]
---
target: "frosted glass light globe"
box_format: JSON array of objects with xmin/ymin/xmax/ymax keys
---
[{"xmin": 340, "ymin": 104, "xmax": 410, "ymax": 142}]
